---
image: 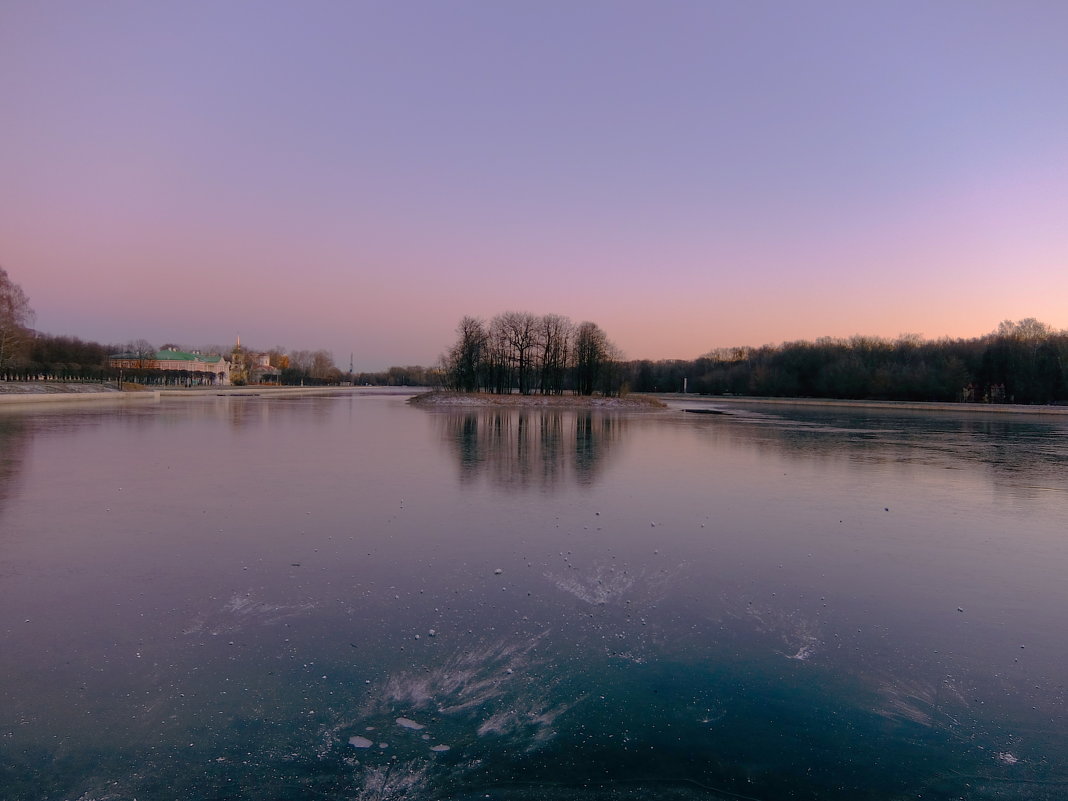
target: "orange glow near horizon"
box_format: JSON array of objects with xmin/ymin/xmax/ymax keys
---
[{"xmin": 3, "ymin": 3, "xmax": 1066, "ymax": 368}]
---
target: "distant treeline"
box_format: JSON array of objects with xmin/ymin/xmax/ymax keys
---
[
  {"xmin": 4, "ymin": 265, "xmax": 1064, "ymax": 405},
  {"xmin": 10, "ymin": 321, "xmax": 1068, "ymax": 404},
  {"xmin": 3, "ymin": 334, "xmax": 117, "ymax": 382},
  {"xmin": 627, "ymin": 319, "xmax": 1068, "ymax": 405},
  {"xmin": 1, "ymin": 327, "xmax": 425, "ymax": 389},
  {"xmin": 0, "ymin": 331, "xmax": 353, "ymax": 387},
  {"xmin": 429, "ymin": 316, "xmax": 1066, "ymax": 405},
  {"xmin": 1, "ymin": 268, "xmax": 363, "ymax": 386},
  {"xmin": 353, "ymin": 365, "xmax": 442, "ymax": 387}
]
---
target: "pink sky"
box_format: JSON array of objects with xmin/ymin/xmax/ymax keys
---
[{"xmin": 3, "ymin": 2, "xmax": 1066, "ymax": 370}]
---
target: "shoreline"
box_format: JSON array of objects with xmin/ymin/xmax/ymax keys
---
[
  {"xmin": 409, "ymin": 391, "xmax": 667, "ymax": 409},
  {"xmin": 4, "ymin": 383, "xmax": 1067, "ymax": 416},
  {"xmin": 660, "ymin": 393, "xmax": 1068, "ymax": 417},
  {"xmin": 0, "ymin": 390, "xmax": 160, "ymax": 408},
  {"xmin": 157, "ymin": 385, "xmax": 368, "ymax": 399},
  {"xmin": 0, "ymin": 383, "xmax": 384, "ymax": 409}
]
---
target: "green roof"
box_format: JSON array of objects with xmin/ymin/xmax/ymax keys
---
[
  {"xmin": 155, "ymin": 349, "xmax": 224, "ymax": 363},
  {"xmin": 109, "ymin": 349, "xmax": 224, "ymax": 364}
]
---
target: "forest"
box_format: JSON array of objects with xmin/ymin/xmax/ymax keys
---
[
  {"xmin": 625, "ymin": 319, "xmax": 1067, "ymax": 405},
  {"xmin": 440, "ymin": 314, "xmax": 1067, "ymax": 406}
]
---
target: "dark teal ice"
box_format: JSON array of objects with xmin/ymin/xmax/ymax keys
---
[{"xmin": 1, "ymin": 391, "xmax": 1067, "ymax": 799}]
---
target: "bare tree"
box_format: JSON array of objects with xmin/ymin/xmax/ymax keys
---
[
  {"xmin": 288, "ymin": 350, "xmax": 313, "ymax": 373},
  {"xmin": 997, "ymin": 318, "xmax": 1054, "ymax": 342},
  {"xmin": 0, "ymin": 267, "xmax": 35, "ymax": 372},
  {"xmin": 444, "ymin": 316, "xmax": 488, "ymax": 392},
  {"xmin": 440, "ymin": 312, "xmax": 617, "ymax": 396},
  {"xmin": 494, "ymin": 311, "xmax": 539, "ymax": 394},
  {"xmin": 310, "ymin": 350, "xmax": 337, "ymax": 381},
  {"xmin": 485, "ymin": 319, "xmax": 512, "ymax": 393},
  {"xmin": 573, "ymin": 321, "xmax": 609, "ymax": 396},
  {"xmin": 125, "ymin": 339, "xmax": 157, "ymax": 369},
  {"xmin": 537, "ymin": 314, "xmax": 572, "ymax": 395},
  {"xmin": 599, "ymin": 340, "xmax": 626, "ymax": 396}
]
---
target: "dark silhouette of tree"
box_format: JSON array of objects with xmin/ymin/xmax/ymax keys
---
[
  {"xmin": 443, "ymin": 316, "xmax": 488, "ymax": 392},
  {"xmin": 441, "ymin": 312, "xmax": 621, "ymax": 396},
  {"xmin": 27, "ymin": 334, "xmax": 117, "ymax": 381},
  {"xmin": 573, "ymin": 321, "xmax": 610, "ymax": 396},
  {"xmin": 537, "ymin": 314, "xmax": 572, "ymax": 395},
  {"xmin": 353, "ymin": 366, "xmax": 441, "ymax": 387},
  {"xmin": 623, "ymin": 319, "xmax": 1066, "ymax": 405},
  {"xmin": 0, "ymin": 267, "xmax": 35, "ymax": 374},
  {"xmin": 494, "ymin": 311, "xmax": 539, "ymax": 395}
]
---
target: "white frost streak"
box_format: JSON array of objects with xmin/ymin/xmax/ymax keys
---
[
  {"xmin": 183, "ymin": 592, "xmax": 316, "ymax": 636},
  {"xmin": 370, "ymin": 636, "xmax": 544, "ymax": 717},
  {"xmin": 874, "ymin": 674, "xmax": 968, "ymax": 730},
  {"xmin": 353, "ymin": 761, "xmax": 430, "ymax": 800},
  {"xmin": 476, "ymin": 701, "xmax": 571, "ymax": 744},
  {"xmin": 548, "ymin": 566, "xmax": 634, "ymax": 605},
  {"xmin": 361, "ymin": 633, "xmax": 571, "ymax": 753},
  {"xmin": 745, "ymin": 605, "xmax": 821, "ymax": 662}
]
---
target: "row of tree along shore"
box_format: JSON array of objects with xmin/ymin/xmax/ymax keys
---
[
  {"xmin": 0, "ymin": 267, "xmax": 352, "ymax": 386},
  {"xmin": 633, "ymin": 318, "xmax": 1067, "ymax": 405},
  {"xmin": 2, "ymin": 334, "xmax": 437, "ymax": 390},
  {"xmin": 439, "ymin": 313, "xmax": 1068, "ymax": 406},
  {"xmin": 4, "ymin": 266, "xmax": 1066, "ymax": 403},
  {"xmin": 0, "ymin": 331, "xmax": 357, "ymax": 387}
]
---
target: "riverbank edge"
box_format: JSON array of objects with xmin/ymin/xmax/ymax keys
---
[
  {"xmin": 660, "ymin": 393, "xmax": 1068, "ymax": 416},
  {"xmin": 158, "ymin": 386, "xmax": 364, "ymax": 399},
  {"xmin": 0, "ymin": 390, "xmax": 160, "ymax": 407},
  {"xmin": 5, "ymin": 385, "xmax": 1066, "ymax": 416},
  {"xmin": 0, "ymin": 385, "xmax": 367, "ymax": 407},
  {"xmin": 408, "ymin": 390, "xmax": 668, "ymax": 409}
]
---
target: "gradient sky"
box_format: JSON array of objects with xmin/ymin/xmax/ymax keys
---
[{"xmin": 3, "ymin": 1, "xmax": 1066, "ymax": 370}]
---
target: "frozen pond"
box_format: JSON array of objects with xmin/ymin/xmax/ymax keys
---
[{"xmin": 1, "ymin": 389, "xmax": 1067, "ymax": 800}]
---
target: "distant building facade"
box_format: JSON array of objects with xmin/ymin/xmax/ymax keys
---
[
  {"xmin": 229, "ymin": 338, "xmax": 281, "ymax": 385},
  {"xmin": 109, "ymin": 348, "xmax": 232, "ymax": 385},
  {"xmin": 247, "ymin": 351, "xmax": 281, "ymax": 384}
]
